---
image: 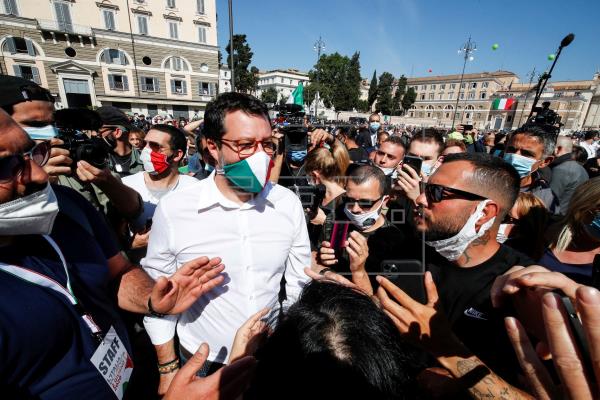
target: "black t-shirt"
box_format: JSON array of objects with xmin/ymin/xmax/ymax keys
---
[
  {"xmin": 427, "ymin": 245, "xmax": 534, "ymax": 384},
  {"xmin": 0, "ymin": 185, "xmax": 131, "ymax": 399}
]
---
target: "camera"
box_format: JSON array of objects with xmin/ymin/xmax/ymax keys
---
[
  {"xmin": 55, "ymin": 108, "xmax": 111, "ymax": 169},
  {"xmin": 523, "ymin": 101, "xmax": 562, "ymax": 135}
]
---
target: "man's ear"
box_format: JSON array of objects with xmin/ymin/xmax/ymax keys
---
[
  {"xmin": 206, "ymin": 138, "xmax": 220, "ymax": 166},
  {"xmin": 476, "ymin": 201, "xmax": 500, "ymax": 230},
  {"xmin": 539, "ymin": 155, "xmax": 555, "ymax": 169},
  {"xmin": 173, "ymin": 149, "xmax": 185, "ymax": 163}
]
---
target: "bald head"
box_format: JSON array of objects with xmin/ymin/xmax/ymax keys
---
[{"xmin": 555, "ymin": 135, "xmax": 573, "ymax": 156}]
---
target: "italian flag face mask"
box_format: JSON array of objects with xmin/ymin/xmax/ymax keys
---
[{"xmin": 222, "ymin": 151, "xmax": 273, "ymax": 193}]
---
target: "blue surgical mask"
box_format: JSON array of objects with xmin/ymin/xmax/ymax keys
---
[
  {"xmin": 23, "ymin": 125, "xmax": 58, "ymax": 140},
  {"xmin": 204, "ymin": 163, "xmax": 215, "ymax": 172},
  {"xmin": 288, "ymin": 149, "xmax": 307, "ymax": 163},
  {"xmin": 369, "ymin": 122, "xmax": 381, "ymax": 133},
  {"xmin": 503, "ymin": 153, "xmax": 537, "ymax": 178},
  {"xmin": 421, "ymin": 162, "xmax": 433, "ymax": 177}
]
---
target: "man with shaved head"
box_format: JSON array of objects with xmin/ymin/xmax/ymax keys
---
[
  {"xmin": 550, "ymin": 135, "xmax": 589, "ymax": 214},
  {"xmin": 409, "ymin": 152, "xmax": 535, "ymax": 385}
]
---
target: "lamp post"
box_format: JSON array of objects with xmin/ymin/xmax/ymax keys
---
[
  {"xmin": 228, "ymin": 0, "xmax": 235, "ymax": 91},
  {"xmin": 451, "ymin": 36, "xmax": 476, "ymax": 130},
  {"xmin": 313, "ymin": 36, "xmax": 325, "ymax": 122}
]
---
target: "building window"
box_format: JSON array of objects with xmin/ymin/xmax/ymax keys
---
[
  {"xmin": 137, "ymin": 15, "xmax": 148, "ymax": 35},
  {"xmin": 103, "ymin": 9, "xmax": 116, "ymax": 30},
  {"xmin": 196, "ymin": 0, "xmax": 204, "ymax": 14},
  {"xmin": 3, "ymin": 0, "xmax": 18, "ymax": 15},
  {"xmin": 420, "ymin": 94, "xmax": 425, "ymax": 100},
  {"xmin": 54, "ymin": 1, "xmax": 73, "ymax": 32},
  {"xmin": 167, "ymin": 0, "xmax": 176, "ymax": 8},
  {"xmin": 450, "ymin": 83, "xmax": 456, "ymax": 90},
  {"xmin": 461, "ymin": 83, "xmax": 466, "ymax": 89},
  {"xmin": 420, "ymin": 85, "xmax": 426, "ymax": 90},
  {"xmin": 140, "ymin": 76, "xmax": 159, "ymax": 92},
  {"xmin": 460, "ymin": 93, "xmax": 465, "ymax": 100},
  {"xmin": 198, "ymin": 27, "xmax": 207, "ymax": 43},
  {"xmin": 482, "ymin": 82, "xmax": 489, "ymax": 88},
  {"xmin": 468, "ymin": 92, "xmax": 475, "ymax": 99},
  {"xmin": 108, "ymin": 74, "xmax": 129, "ymax": 91},
  {"xmin": 448, "ymin": 93, "xmax": 453, "ymax": 100},
  {"xmin": 430, "ymin": 84, "xmax": 436, "ymax": 90},
  {"xmin": 101, "ymin": 49, "xmax": 129, "ymax": 65},
  {"xmin": 168, "ymin": 22, "xmax": 178, "ymax": 39},
  {"xmin": 3, "ymin": 37, "xmax": 37, "ymax": 55},
  {"xmin": 480, "ymin": 92, "xmax": 487, "ymax": 99},
  {"xmin": 13, "ymin": 65, "xmax": 40, "ymax": 84},
  {"xmin": 166, "ymin": 56, "xmax": 188, "ymax": 71},
  {"xmin": 428, "ymin": 93, "xmax": 434, "ymax": 100},
  {"xmin": 507, "ymin": 115, "xmax": 513, "ymax": 122},
  {"xmin": 170, "ymin": 79, "xmax": 187, "ymax": 94},
  {"xmin": 199, "ymin": 82, "xmax": 216, "ymax": 96},
  {"xmin": 440, "ymin": 84, "xmax": 446, "ymax": 90},
  {"xmin": 471, "ymin": 82, "xmax": 477, "ymax": 89},
  {"xmin": 438, "ymin": 94, "xmax": 443, "ymax": 100}
]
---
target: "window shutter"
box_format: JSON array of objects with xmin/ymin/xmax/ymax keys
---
[
  {"xmin": 210, "ymin": 83, "xmax": 216, "ymax": 96},
  {"xmin": 108, "ymin": 75, "xmax": 115, "ymax": 90},
  {"xmin": 101, "ymin": 48, "xmax": 108, "ymax": 63},
  {"xmin": 30, "ymin": 66, "xmax": 40, "ymax": 84},
  {"xmin": 119, "ymin": 51, "xmax": 126, "ymax": 65},
  {"xmin": 12, "ymin": 64, "xmax": 21, "ymax": 77},
  {"xmin": 6, "ymin": 37, "xmax": 16, "ymax": 54},
  {"xmin": 170, "ymin": 79, "xmax": 176, "ymax": 93},
  {"xmin": 123, "ymin": 75, "xmax": 129, "ymax": 91},
  {"xmin": 25, "ymin": 39, "xmax": 35, "ymax": 56},
  {"xmin": 182, "ymin": 80, "xmax": 187, "ymax": 94},
  {"xmin": 197, "ymin": 0, "xmax": 204, "ymax": 14},
  {"xmin": 139, "ymin": 76, "xmax": 145, "ymax": 91},
  {"xmin": 153, "ymin": 77, "xmax": 159, "ymax": 92}
]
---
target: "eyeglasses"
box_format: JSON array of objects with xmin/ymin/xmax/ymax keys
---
[
  {"xmin": 219, "ymin": 138, "xmax": 277, "ymax": 158},
  {"xmin": 502, "ymin": 215, "xmax": 519, "ymax": 225},
  {"xmin": 424, "ymin": 183, "xmax": 487, "ymax": 204},
  {"xmin": 342, "ymin": 195, "xmax": 383, "ymax": 210},
  {"xmin": 0, "ymin": 141, "xmax": 50, "ymax": 182}
]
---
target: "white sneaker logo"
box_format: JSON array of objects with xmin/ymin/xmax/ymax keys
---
[{"xmin": 463, "ymin": 307, "xmax": 488, "ymax": 321}]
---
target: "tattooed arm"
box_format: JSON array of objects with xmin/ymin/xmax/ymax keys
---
[{"xmin": 437, "ymin": 355, "xmax": 533, "ymax": 400}]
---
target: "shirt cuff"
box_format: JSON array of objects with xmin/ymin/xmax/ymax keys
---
[{"xmin": 143, "ymin": 314, "xmax": 178, "ymax": 345}]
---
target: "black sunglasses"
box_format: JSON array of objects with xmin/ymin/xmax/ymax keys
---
[
  {"xmin": 0, "ymin": 141, "xmax": 50, "ymax": 182},
  {"xmin": 502, "ymin": 215, "xmax": 520, "ymax": 225},
  {"xmin": 424, "ymin": 183, "xmax": 487, "ymax": 204},
  {"xmin": 342, "ymin": 195, "xmax": 383, "ymax": 210}
]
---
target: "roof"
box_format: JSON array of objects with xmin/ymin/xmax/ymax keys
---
[
  {"xmin": 407, "ymin": 70, "xmax": 517, "ymax": 83},
  {"xmin": 259, "ymin": 68, "xmax": 309, "ymax": 77},
  {"xmin": 498, "ymin": 80, "xmax": 594, "ymax": 93}
]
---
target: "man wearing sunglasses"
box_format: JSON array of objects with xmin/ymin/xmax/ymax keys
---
[
  {"xmin": 142, "ymin": 92, "xmax": 310, "ymax": 385},
  {"xmin": 403, "ymin": 152, "xmax": 536, "ymax": 385},
  {"xmin": 0, "ymin": 108, "xmax": 230, "ymax": 398}
]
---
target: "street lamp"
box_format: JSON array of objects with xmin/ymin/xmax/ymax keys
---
[
  {"xmin": 313, "ymin": 36, "xmax": 325, "ymax": 121},
  {"xmin": 451, "ymin": 36, "xmax": 476, "ymax": 129},
  {"xmin": 228, "ymin": 0, "xmax": 235, "ymax": 91}
]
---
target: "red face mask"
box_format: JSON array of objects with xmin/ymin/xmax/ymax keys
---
[{"xmin": 141, "ymin": 147, "xmax": 170, "ymax": 175}]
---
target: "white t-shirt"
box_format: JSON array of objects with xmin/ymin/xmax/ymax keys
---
[{"xmin": 122, "ymin": 172, "xmax": 199, "ymax": 232}]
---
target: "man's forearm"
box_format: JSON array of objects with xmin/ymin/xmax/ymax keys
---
[
  {"xmin": 96, "ymin": 175, "xmax": 142, "ymax": 218},
  {"xmin": 156, "ymin": 338, "xmax": 178, "ymax": 363},
  {"xmin": 437, "ymin": 354, "xmax": 533, "ymax": 400},
  {"xmin": 116, "ymin": 265, "xmax": 154, "ymax": 313}
]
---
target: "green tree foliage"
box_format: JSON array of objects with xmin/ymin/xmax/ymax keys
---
[
  {"xmin": 307, "ymin": 52, "xmax": 362, "ymax": 111},
  {"xmin": 392, "ymin": 74, "xmax": 408, "ymax": 115},
  {"xmin": 367, "ymin": 70, "xmax": 378, "ymax": 109},
  {"xmin": 356, "ymin": 99, "xmax": 370, "ymax": 113},
  {"xmin": 225, "ymin": 34, "xmax": 258, "ymax": 93},
  {"xmin": 402, "ymin": 87, "xmax": 417, "ymax": 112},
  {"xmin": 261, "ymin": 87, "xmax": 278, "ymax": 104},
  {"xmin": 376, "ymin": 72, "xmax": 394, "ymax": 115}
]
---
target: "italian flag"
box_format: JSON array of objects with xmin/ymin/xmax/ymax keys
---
[
  {"xmin": 492, "ymin": 97, "xmax": 515, "ymax": 110},
  {"xmin": 286, "ymin": 82, "xmax": 304, "ymax": 108}
]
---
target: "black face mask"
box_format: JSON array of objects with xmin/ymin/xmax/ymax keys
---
[{"xmin": 103, "ymin": 135, "xmax": 117, "ymax": 150}]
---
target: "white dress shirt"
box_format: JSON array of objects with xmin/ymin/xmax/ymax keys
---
[{"xmin": 142, "ymin": 172, "xmax": 311, "ymax": 362}]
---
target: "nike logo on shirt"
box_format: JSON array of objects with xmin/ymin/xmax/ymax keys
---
[{"xmin": 463, "ymin": 307, "xmax": 488, "ymax": 321}]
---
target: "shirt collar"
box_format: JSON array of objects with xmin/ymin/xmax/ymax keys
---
[{"xmin": 197, "ymin": 172, "xmax": 277, "ymax": 211}]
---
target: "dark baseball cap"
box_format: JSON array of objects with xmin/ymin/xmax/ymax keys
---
[
  {"xmin": 0, "ymin": 75, "xmax": 54, "ymax": 108},
  {"xmin": 96, "ymin": 106, "xmax": 132, "ymax": 130}
]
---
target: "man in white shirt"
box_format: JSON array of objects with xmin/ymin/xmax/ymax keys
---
[
  {"xmin": 142, "ymin": 93, "xmax": 311, "ymax": 392},
  {"xmin": 122, "ymin": 124, "xmax": 198, "ymax": 264},
  {"xmin": 580, "ymin": 130, "xmax": 598, "ymax": 159}
]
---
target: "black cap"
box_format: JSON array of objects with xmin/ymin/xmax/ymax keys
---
[
  {"xmin": 0, "ymin": 75, "xmax": 54, "ymax": 108},
  {"xmin": 96, "ymin": 106, "xmax": 132, "ymax": 129}
]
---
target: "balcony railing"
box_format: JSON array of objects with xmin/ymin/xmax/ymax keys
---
[
  {"xmin": 37, "ymin": 19, "xmax": 93, "ymax": 36},
  {"xmin": 141, "ymin": 84, "xmax": 158, "ymax": 92}
]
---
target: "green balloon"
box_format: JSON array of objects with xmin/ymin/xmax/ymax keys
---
[
  {"xmin": 492, "ymin": 43, "xmax": 499, "ymax": 50},
  {"xmin": 548, "ymin": 53, "xmax": 556, "ymax": 61}
]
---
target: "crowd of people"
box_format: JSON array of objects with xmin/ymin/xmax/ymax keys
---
[{"xmin": 2, "ymin": 73, "xmax": 600, "ymax": 399}]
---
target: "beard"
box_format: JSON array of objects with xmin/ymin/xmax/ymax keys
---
[{"xmin": 420, "ymin": 208, "xmax": 471, "ymax": 241}]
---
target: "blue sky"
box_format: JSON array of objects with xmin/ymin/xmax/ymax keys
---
[{"xmin": 216, "ymin": 0, "xmax": 600, "ymax": 82}]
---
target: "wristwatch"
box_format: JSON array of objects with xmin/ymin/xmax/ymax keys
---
[{"xmin": 147, "ymin": 297, "xmax": 166, "ymax": 318}]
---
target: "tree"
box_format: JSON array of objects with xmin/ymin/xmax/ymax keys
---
[
  {"xmin": 402, "ymin": 87, "xmax": 417, "ymax": 113},
  {"xmin": 367, "ymin": 70, "xmax": 378, "ymax": 109},
  {"xmin": 376, "ymin": 72, "xmax": 394, "ymax": 115},
  {"xmin": 356, "ymin": 99, "xmax": 370, "ymax": 113},
  {"xmin": 261, "ymin": 87, "xmax": 278, "ymax": 104},
  {"xmin": 306, "ymin": 52, "xmax": 362, "ymax": 112},
  {"xmin": 392, "ymin": 74, "xmax": 408, "ymax": 115},
  {"xmin": 225, "ymin": 34, "xmax": 258, "ymax": 93}
]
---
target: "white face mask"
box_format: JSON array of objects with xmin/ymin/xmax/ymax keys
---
[
  {"xmin": 496, "ymin": 223, "xmax": 509, "ymax": 244},
  {"xmin": 344, "ymin": 200, "xmax": 384, "ymax": 231},
  {"xmin": 425, "ymin": 200, "xmax": 495, "ymax": 261},
  {"xmin": 0, "ymin": 184, "xmax": 59, "ymax": 236}
]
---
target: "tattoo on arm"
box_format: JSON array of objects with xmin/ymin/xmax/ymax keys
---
[{"xmin": 454, "ymin": 358, "xmax": 531, "ymax": 400}]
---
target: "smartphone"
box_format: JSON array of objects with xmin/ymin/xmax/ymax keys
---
[
  {"xmin": 402, "ymin": 155, "xmax": 423, "ymax": 174},
  {"xmin": 462, "ymin": 124, "xmax": 473, "ymax": 131},
  {"xmin": 330, "ymin": 222, "xmax": 349, "ymax": 251},
  {"xmin": 381, "ymin": 260, "xmax": 427, "ymax": 304}
]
